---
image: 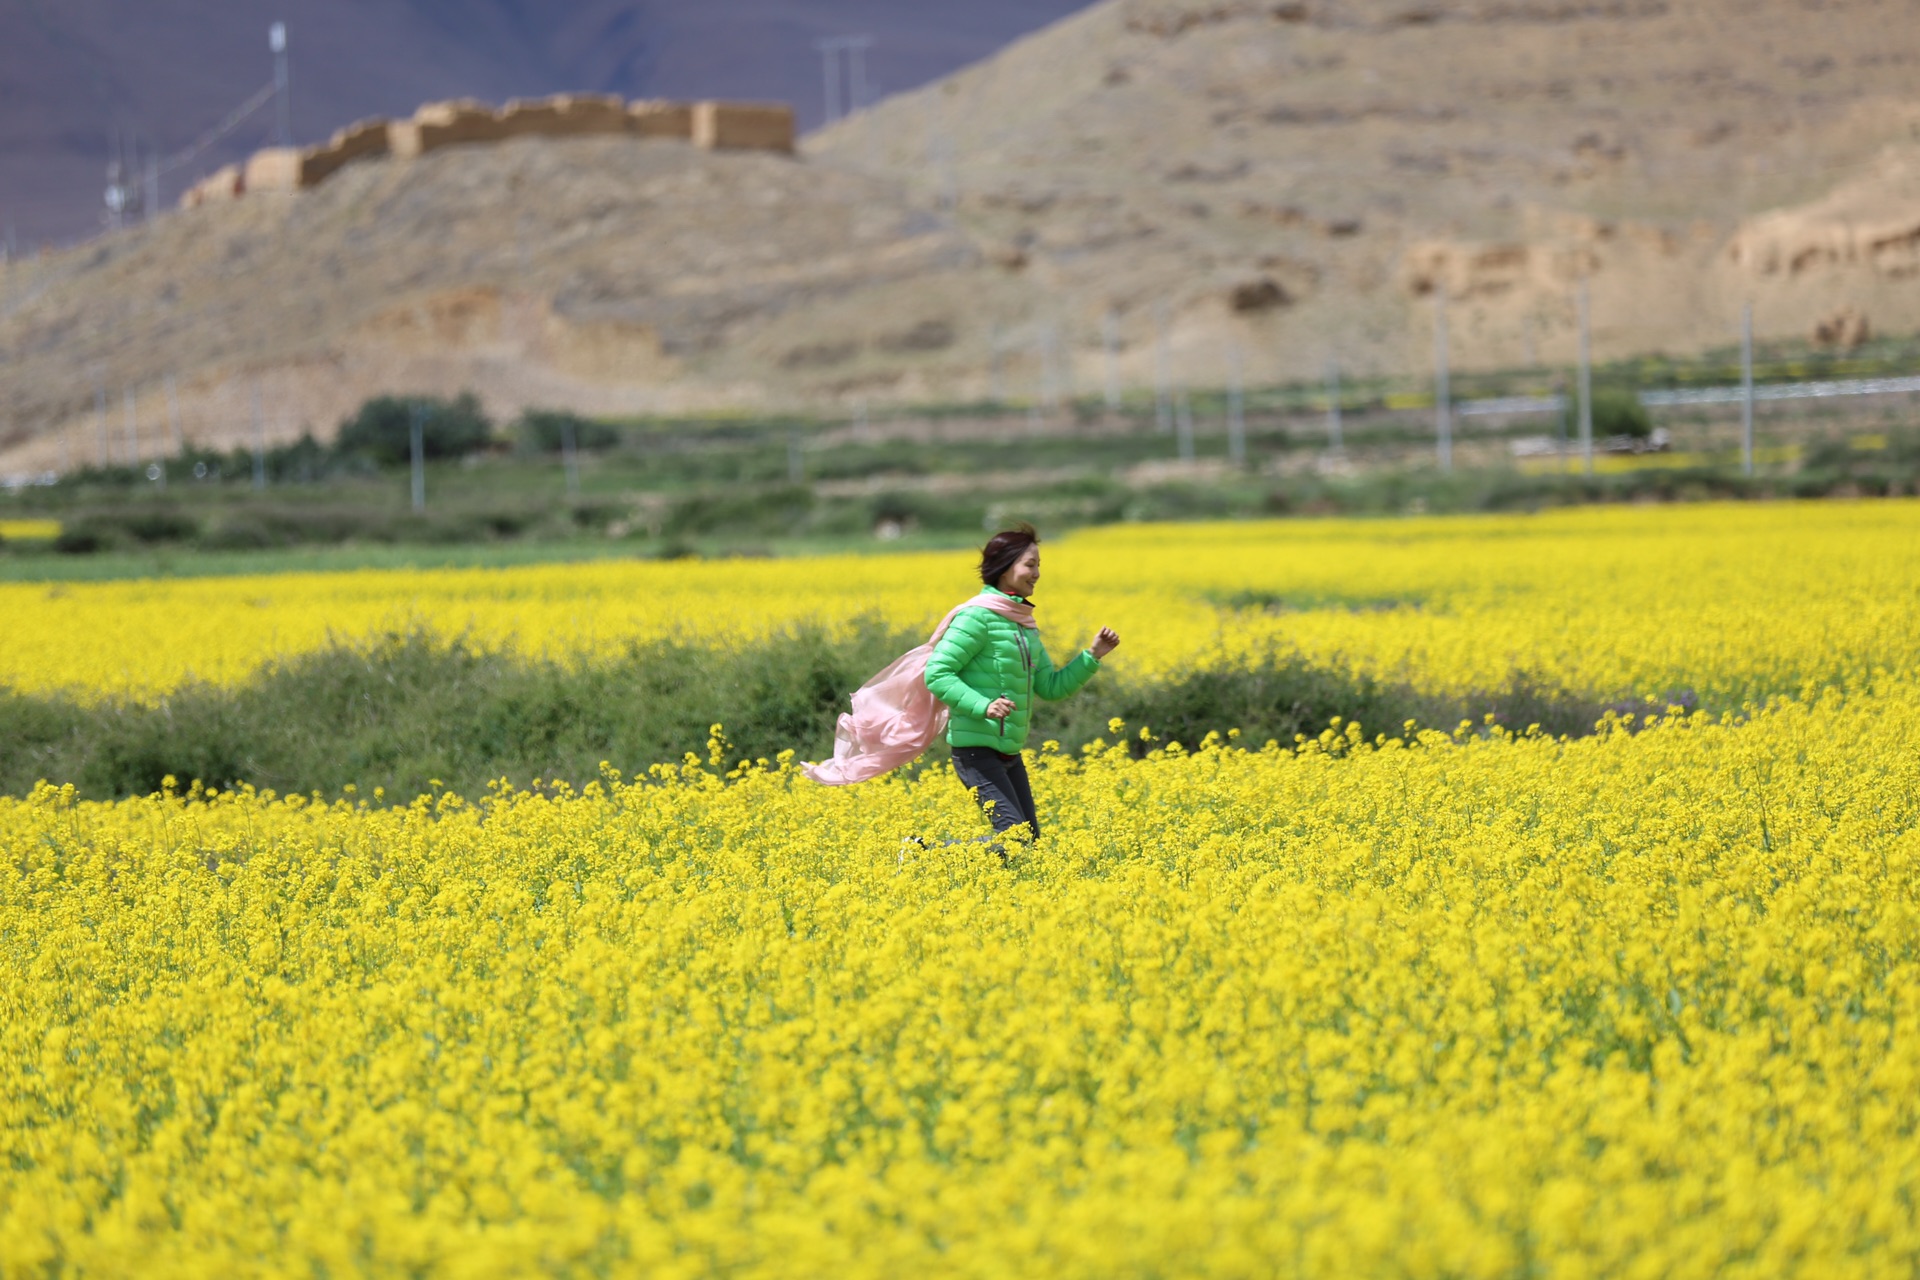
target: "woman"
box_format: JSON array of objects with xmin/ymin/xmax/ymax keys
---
[{"xmin": 923, "ymin": 524, "xmax": 1121, "ymax": 846}]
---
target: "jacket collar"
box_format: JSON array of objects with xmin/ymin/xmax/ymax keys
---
[{"xmin": 983, "ymin": 584, "xmax": 1027, "ymax": 604}]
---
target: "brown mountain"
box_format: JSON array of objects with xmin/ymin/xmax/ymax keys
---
[
  {"xmin": 0, "ymin": 0, "xmax": 1093, "ymax": 246},
  {"xmin": 808, "ymin": 0, "xmax": 1920, "ymax": 389}
]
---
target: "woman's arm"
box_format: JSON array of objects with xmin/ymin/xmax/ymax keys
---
[
  {"xmin": 924, "ymin": 611, "xmax": 995, "ymax": 719},
  {"xmin": 1031, "ymin": 629, "xmax": 1103, "ymax": 701}
]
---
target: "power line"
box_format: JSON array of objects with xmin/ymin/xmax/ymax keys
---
[{"xmin": 813, "ymin": 34, "xmax": 874, "ymax": 126}]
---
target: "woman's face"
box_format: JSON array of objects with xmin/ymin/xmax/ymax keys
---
[{"xmin": 998, "ymin": 544, "xmax": 1041, "ymax": 597}]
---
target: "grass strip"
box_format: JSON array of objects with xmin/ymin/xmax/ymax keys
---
[{"xmin": 0, "ymin": 624, "xmax": 1613, "ymax": 801}]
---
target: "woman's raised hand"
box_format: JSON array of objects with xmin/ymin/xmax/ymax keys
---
[{"xmin": 1090, "ymin": 627, "xmax": 1121, "ymax": 659}]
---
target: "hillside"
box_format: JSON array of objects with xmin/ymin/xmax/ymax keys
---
[
  {"xmin": 810, "ymin": 0, "xmax": 1920, "ymax": 393},
  {"xmin": 7, "ymin": 0, "xmax": 1920, "ymax": 475},
  {"xmin": 0, "ymin": 131, "xmax": 1021, "ymax": 472},
  {"xmin": 0, "ymin": 0, "xmax": 1092, "ymax": 245}
]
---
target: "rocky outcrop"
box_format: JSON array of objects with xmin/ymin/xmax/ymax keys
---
[
  {"xmin": 1813, "ymin": 306, "xmax": 1871, "ymax": 347},
  {"xmin": 1727, "ymin": 150, "xmax": 1920, "ymax": 280}
]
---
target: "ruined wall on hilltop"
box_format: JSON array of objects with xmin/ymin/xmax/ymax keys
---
[{"xmin": 181, "ymin": 95, "xmax": 794, "ymax": 210}]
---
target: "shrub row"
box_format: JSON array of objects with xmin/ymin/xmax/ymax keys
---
[{"xmin": 0, "ymin": 624, "xmax": 1615, "ymax": 801}]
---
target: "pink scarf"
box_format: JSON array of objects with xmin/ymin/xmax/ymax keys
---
[{"xmin": 802, "ymin": 593, "xmax": 1036, "ymax": 785}]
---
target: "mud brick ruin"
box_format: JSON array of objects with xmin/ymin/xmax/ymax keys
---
[{"xmin": 181, "ymin": 96, "xmax": 794, "ymax": 207}]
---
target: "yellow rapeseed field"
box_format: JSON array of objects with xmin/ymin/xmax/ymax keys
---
[
  {"xmin": 3, "ymin": 503, "xmax": 1919, "ymax": 1275},
  {"xmin": 6, "ymin": 503, "xmax": 1920, "ymax": 705},
  {"xmin": 0, "ymin": 519, "xmax": 59, "ymax": 542}
]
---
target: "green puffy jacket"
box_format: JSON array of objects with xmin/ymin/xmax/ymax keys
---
[{"xmin": 924, "ymin": 587, "xmax": 1102, "ymax": 751}]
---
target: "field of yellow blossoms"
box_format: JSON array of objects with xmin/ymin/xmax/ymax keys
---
[{"xmin": 4, "ymin": 503, "xmax": 1920, "ymax": 1275}]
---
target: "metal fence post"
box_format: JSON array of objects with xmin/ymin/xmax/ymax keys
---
[
  {"xmin": 1102, "ymin": 310, "xmax": 1121, "ymax": 415},
  {"xmin": 1175, "ymin": 386, "xmax": 1195, "ymax": 462},
  {"xmin": 123, "ymin": 389, "xmax": 139, "ymax": 469},
  {"xmin": 1577, "ymin": 279, "xmax": 1594, "ymax": 476},
  {"xmin": 1039, "ymin": 326, "xmax": 1058, "ymax": 416},
  {"xmin": 251, "ymin": 383, "xmax": 267, "ymax": 490},
  {"xmin": 1153, "ymin": 303, "xmax": 1172, "ymax": 434},
  {"xmin": 409, "ymin": 401, "xmax": 426, "ymax": 511},
  {"xmin": 95, "ymin": 384, "xmax": 109, "ymax": 468},
  {"xmin": 166, "ymin": 373, "xmax": 183, "ymax": 456},
  {"xmin": 1325, "ymin": 358, "xmax": 1344, "ymax": 451},
  {"xmin": 1434, "ymin": 288, "xmax": 1453, "ymax": 473},
  {"xmin": 988, "ymin": 324, "xmax": 1003, "ymax": 405},
  {"xmin": 787, "ymin": 424, "xmax": 805, "ymax": 484},
  {"xmin": 1227, "ymin": 344, "xmax": 1246, "ymax": 465},
  {"xmin": 1741, "ymin": 302, "xmax": 1755, "ymax": 477},
  {"xmin": 562, "ymin": 414, "xmax": 580, "ymax": 499}
]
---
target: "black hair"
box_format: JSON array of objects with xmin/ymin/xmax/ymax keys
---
[{"xmin": 979, "ymin": 522, "xmax": 1039, "ymax": 586}]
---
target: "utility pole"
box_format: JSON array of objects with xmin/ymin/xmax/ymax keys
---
[
  {"xmin": 1433, "ymin": 287, "xmax": 1452, "ymax": 473},
  {"xmin": 123, "ymin": 389, "xmax": 139, "ymax": 467},
  {"xmin": 1102, "ymin": 309, "xmax": 1122, "ymax": 416},
  {"xmin": 1577, "ymin": 279, "xmax": 1594, "ymax": 476},
  {"xmin": 166, "ymin": 374, "xmax": 183, "ymax": 456},
  {"xmin": 1741, "ymin": 302, "xmax": 1755, "ymax": 478},
  {"xmin": 1227, "ymin": 345, "xmax": 1246, "ymax": 465},
  {"xmin": 814, "ymin": 39, "xmax": 842, "ymax": 125},
  {"xmin": 988, "ymin": 323, "xmax": 1004, "ymax": 404},
  {"xmin": 561, "ymin": 415, "xmax": 580, "ymax": 500},
  {"xmin": 846, "ymin": 36, "xmax": 873, "ymax": 114},
  {"xmin": 95, "ymin": 384, "xmax": 110, "ymax": 467},
  {"xmin": 409, "ymin": 401, "xmax": 427, "ymax": 511},
  {"xmin": 1153, "ymin": 303, "xmax": 1172, "ymax": 434},
  {"xmin": 929, "ymin": 126, "xmax": 957, "ymax": 211},
  {"xmin": 1325, "ymin": 358, "xmax": 1344, "ymax": 451},
  {"xmin": 1175, "ymin": 386, "xmax": 1195, "ymax": 462},
  {"xmin": 1039, "ymin": 325, "xmax": 1058, "ymax": 416},
  {"xmin": 787, "ymin": 424, "xmax": 804, "ymax": 484},
  {"xmin": 270, "ymin": 23, "xmax": 291, "ymax": 146},
  {"xmin": 252, "ymin": 383, "xmax": 268, "ymax": 489},
  {"xmin": 814, "ymin": 35, "xmax": 873, "ymax": 124}
]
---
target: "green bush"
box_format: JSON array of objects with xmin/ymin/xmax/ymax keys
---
[
  {"xmin": 1567, "ymin": 387, "xmax": 1654, "ymax": 439},
  {"xmin": 515, "ymin": 409, "xmax": 621, "ymax": 454},
  {"xmin": 337, "ymin": 393, "xmax": 493, "ymax": 466},
  {"xmin": 0, "ymin": 625, "xmax": 1614, "ymax": 801}
]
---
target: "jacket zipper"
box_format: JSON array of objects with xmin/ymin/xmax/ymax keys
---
[{"xmin": 1016, "ymin": 629, "xmax": 1032, "ymax": 726}]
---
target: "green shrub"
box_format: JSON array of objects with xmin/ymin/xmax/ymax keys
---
[
  {"xmin": 337, "ymin": 393, "xmax": 493, "ymax": 465},
  {"xmin": 0, "ymin": 625, "xmax": 1614, "ymax": 801},
  {"xmin": 1567, "ymin": 387, "xmax": 1654, "ymax": 439},
  {"xmin": 515, "ymin": 409, "xmax": 621, "ymax": 454}
]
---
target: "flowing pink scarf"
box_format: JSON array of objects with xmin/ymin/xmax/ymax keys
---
[{"xmin": 802, "ymin": 593, "xmax": 1036, "ymax": 785}]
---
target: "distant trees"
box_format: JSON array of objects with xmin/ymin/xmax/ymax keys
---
[{"xmin": 336, "ymin": 393, "xmax": 493, "ymax": 465}]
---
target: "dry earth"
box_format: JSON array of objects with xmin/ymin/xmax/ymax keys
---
[{"xmin": 6, "ymin": 0, "xmax": 1920, "ymax": 474}]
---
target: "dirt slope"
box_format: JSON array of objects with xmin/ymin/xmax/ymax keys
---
[
  {"xmin": 809, "ymin": 0, "xmax": 1920, "ymax": 386},
  {"xmin": 0, "ymin": 133, "xmax": 1037, "ymax": 471}
]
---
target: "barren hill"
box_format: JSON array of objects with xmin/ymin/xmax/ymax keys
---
[
  {"xmin": 7, "ymin": 0, "xmax": 1920, "ymax": 475},
  {"xmin": 810, "ymin": 0, "xmax": 1920, "ymax": 391},
  {"xmin": 0, "ymin": 131, "xmax": 1022, "ymax": 472}
]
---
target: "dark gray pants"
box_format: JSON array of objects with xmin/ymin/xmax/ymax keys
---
[{"xmin": 951, "ymin": 746, "xmax": 1040, "ymax": 842}]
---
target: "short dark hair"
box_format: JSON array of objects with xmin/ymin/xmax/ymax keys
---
[{"xmin": 979, "ymin": 522, "xmax": 1039, "ymax": 585}]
